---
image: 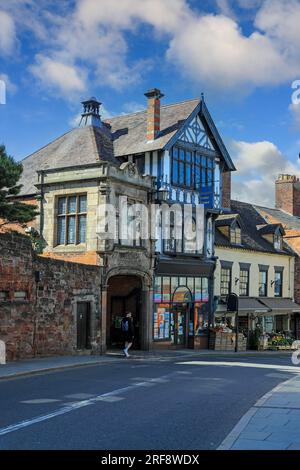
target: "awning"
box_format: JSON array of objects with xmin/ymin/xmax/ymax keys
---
[
  {"xmin": 258, "ymin": 298, "xmax": 300, "ymax": 314},
  {"xmin": 155, "ymin": 257, "xmax": 216, "ymax": 277},
  {"xmin": 215, "ymin": 297, "xmax": 300, "ymax": 316},
  {"xmin": 216, "ymin": 297, "xmax": 270, "ymax": 315}
]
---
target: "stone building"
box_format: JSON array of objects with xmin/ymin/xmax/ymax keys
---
[
  {"xmin": 254, "ymin": 174, "xmax": 300, "ymax": 339},
  {"xmin": 214, "ymin": 200, "xmax": 299, "ymax": 345},
  {"xmin": 14, "ymin": 90, "xmax": 235, "ymax": 351}
]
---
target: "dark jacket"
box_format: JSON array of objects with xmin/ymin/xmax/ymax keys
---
[{"xmin": 121, "ymin": 317, "xmax": 134, "ymax": 338}]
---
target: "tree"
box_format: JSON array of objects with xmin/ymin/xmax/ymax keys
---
[{"xmin": 0, "ymin": 145, "xmax": 38, "ymax": 224}]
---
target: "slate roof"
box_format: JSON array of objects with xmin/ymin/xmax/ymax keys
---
[
  {"xmin": 18, "ymin": 97, "xmax": 235, "ymax": 196},
  {"xmin": 257, "ymin": 224, "xmax": 283, "ymax": 235},
  {"xmin": 215, "ymin": 200, "xmax": 294, "ymax": 256},
  {"xmin": 106, "ymin": 98, "xmax": 201, "ymax": 156},
  {"xmin": 255, "ymin": 205, "xmax": 300, "ymax": 231},
  {"xmin": 19, "ymin": 125, "xmax": 115, "ymax": 196},
  {"xmin": 215, "ymin": 214, "xmax": 239, "ymax": 227}
]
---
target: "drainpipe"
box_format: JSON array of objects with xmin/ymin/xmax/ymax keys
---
[{"xmin": 37, "ymin": 171, "xmax": 45, "ymax": 238}]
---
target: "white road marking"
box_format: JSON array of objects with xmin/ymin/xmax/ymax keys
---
[
  {"xmin": 64, "ymin": 393, "xmax": 95, "ymax": 400},
  {"xmin": 177, "ymin": 361, "xmax": 300, "ymax": 373},
  {"xmin": 96, "ymin": 396, "xmax": 124, "ymax": 402},
  {"xmin": 20, "ymin": 399, "xmax": 61, "ymax": 404},
  {"xmin": 0, "ymin": 371, "xmax": 181, "ymax": 438}
]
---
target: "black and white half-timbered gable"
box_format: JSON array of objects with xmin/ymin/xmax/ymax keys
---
[{"xmin": 18, "ymin": 88, "xmax": 236, "ymax": 350}]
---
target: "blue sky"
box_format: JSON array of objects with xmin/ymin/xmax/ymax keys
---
[{"xmin": 1, "ymin": 0, "xmax": 300, "ymax": 205}]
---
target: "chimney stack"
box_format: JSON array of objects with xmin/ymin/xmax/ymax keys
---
[
  {"xmin": 79, "ymin": 97, "xmax": 102, "ymax": 128},
  {"xmin": 144, "ymin": 88, "xmax": 164, "ymax": 141},
  {"xmin": 221, "ymin": 171, "xmax": 231, "ymax": 209},
  {"xmin": 275, "ymin": 174, "xmax": 300, "ymax": 216}
]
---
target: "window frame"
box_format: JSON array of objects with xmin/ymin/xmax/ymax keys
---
[
  {"xmin": 220, "ymin": 267, "xmax": 232, "ymax": 297},
  {"xmin": 56, "ymin": 194, "xmax": 87, "ymax": 246},
  {"xmin": 259, "ymin": 269, "xmax": 268, "ymax": 297},
  {"xmin": 274, "ymin": 270, "xmax": 283, "ymax": 297},
  {"xmin": 239, "ymin": 269, "xmax": 249, "ymax": 296},
  {"xmin": 230, "ymin": 221, "xmax": 242, "ymax": 245},
  {"xmin": 171, "ymin": 145, "xmax": 215, "ymax": 191}
]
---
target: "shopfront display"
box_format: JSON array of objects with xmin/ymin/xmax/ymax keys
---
[{"xmin": 153, "ymin": 276, "xmax": 210, "ymax": 348}]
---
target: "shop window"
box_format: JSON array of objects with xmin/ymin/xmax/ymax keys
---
[
  {"xmin": 264, "ymin": 316, "xmax": 274, "ymax": 334},
  {"xmin": 162, "ymin": 277, "xmax": 171, "ymax": 302},
  {"xmin": 153, "ymin": 307, "xmax": 171, "ymax": 340},
  {"xmin": 57, "ymin": 194, "xmax": 87, "ymax": 245},
  {"xmin": 154, "ymin": 277, "xmax": 162, "ymax": 303}
]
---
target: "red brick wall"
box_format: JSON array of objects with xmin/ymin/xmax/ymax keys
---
[
  {"xmin": 222, "ymin": 171, "xmax": 231, "ymax": 209},
  {"xmin": 275, "ymin": 177, "xmax": 300, "ymax": 217},
  {"xmin": 0, "ymin": 232, "xmax": 101, "ymax": 361}
]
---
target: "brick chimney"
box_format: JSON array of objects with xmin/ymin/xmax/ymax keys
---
[
  {"xmin": 275, "ymin": 174, "xmax": 300, "ymax": 216},
  {"xmin": 144, "ymin": 88, "xmax": 164, "ymax": 141},
  {"xmin": 222, "ymin": 171, "xmax": 231, "ymax": 209}
]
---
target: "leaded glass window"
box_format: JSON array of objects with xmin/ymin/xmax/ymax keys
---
[{"xmin": 56, "ymin": 194, "xmax": 87, "ymax": 245}]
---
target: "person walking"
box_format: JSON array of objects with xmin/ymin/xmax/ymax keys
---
[{"xmin": 121, "ymin": 312, "xmax": 134, "ymax": 358}]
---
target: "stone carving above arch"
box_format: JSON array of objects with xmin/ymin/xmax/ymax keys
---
[{"xmin": 119, "ymin": 161, "xmax": 138, "ymax": 178}]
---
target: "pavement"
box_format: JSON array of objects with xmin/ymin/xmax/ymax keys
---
[
  {"xmin": 0, "ymin": 353, "xmax": 298, "ymax": 449},
  {"xmin": 0, "ymin": 349, "xmax": 294, "ymax": 380},
  {"xmin": 219, "ymin": 373, "xmax": 300, "ymax": 450}
]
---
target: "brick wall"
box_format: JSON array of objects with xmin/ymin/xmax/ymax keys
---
[
  {"xmin": 222, "ymin": 171, "xmax": 231, "ymax": 209},
  {"xmin": 275, "ymin": 175, "xmax": 300, "ymax": 217},
  {"xmin": 0, "ymin": 232, "xmax": 102, "ymax": 361}
]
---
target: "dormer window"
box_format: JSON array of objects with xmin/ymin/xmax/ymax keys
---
[
  {"xmin": 230, "ymin": 221, "xmax": 241, "ymax": 245},
  {"xmin": 274, "ymin": 231, "xmax": 282, "ymax": 250}
]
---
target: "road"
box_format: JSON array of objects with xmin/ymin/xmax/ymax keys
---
[{"xmin": 0, "ymin": 354, "xmax": 298, "ymax": 450}]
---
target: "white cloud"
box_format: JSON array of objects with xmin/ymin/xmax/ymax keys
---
[
  {"xmin": 3, "ymin": 0, "xmax": 300, "ymax": 98},
  {"xmin": 167, "ymin": 12, "xmax": 300, "ymax": 91},
  {"xmin": 231, "ymin": 140, "xmax": 300, "ymax": 206},
  {"xmin": 29, "ymin": 55, "xmax": 86, "ymax": 96},
  {"xmin": 0, "ymin": 10, "xmax": 16, "ymax": 54}
]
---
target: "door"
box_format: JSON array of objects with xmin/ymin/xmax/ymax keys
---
[
  {"xmin": 171, "ymin": 305, "xmax": 187, "ymax": 346},
  {"xmin": 77, "ymin": 302, "xmax": 91, "ymax": 350}
]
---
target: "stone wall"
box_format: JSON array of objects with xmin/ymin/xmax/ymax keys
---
[{"xmin": 0, "ymin": 232, "xmax": 102, "ymax": 361}]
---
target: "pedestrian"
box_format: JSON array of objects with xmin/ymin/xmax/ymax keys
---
[{"xmin": 121, "ymin": 312, "xmax": 134, "ymax": 358}]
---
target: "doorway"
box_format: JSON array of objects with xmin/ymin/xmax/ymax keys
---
[
  {"xmin": 77, "ymin": 302, "xmax": 91, "ymax": 350},
  {"xmin": 170, "ymin": 305, "xmax": 188, "ymax": 346},
  {"xmin": 107, "ymin": 275, "xmax": 142, "ymax": 349}
]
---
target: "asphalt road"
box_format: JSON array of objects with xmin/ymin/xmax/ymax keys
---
[{"xmin": 0, "ymin": 354, "xmax": 298, "ymax": 450}]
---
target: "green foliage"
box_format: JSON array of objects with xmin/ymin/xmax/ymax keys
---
[
  {"xmin": 248, "ymin": 326, "xmax": 261, "ymax": 350},
  {"xmin": 0, "ymin": 145, "xmax": 38, "ymax": 224}
]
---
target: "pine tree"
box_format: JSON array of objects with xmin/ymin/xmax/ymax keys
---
[{"xmin": 0, "ymin": 145, "xmax": 38, "ymax": 224}]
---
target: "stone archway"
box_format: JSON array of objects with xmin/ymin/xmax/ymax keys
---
[{"xmin": 106, "ymin": 275, "xmax": 143, "ymax": 350}]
